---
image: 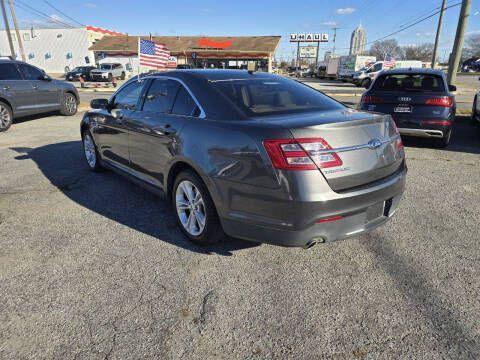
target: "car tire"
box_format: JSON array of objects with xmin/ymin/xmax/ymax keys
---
[
  {"xmin": 0, "ymin": 101, "xmax": 13, "ymax": 132},
  {"xmin": 172, "ymin": 170, "xmax": 224, "ymax": 246},
  {"xmin": 82, "ymin": 131, "xmax": 103, "ymax": 172},
  {"xmin": 120, "ymin": 72, "xmax": 126, "ymax": 80},
  {"xmin": 60, "ymin": 93, "xmax": 77, "ymax": 116},
  {"xmin": 108, "ymin": 73, "xmax": 113, "ymax": 82},
  {"xmin": 435, "ymin": 128, "xmax": 452, "ymax": 148},
  {"xmin": 472, "ymin": 96, "xmax": 479, "ymax": 124},
  {"xmin": 361, "ymin": 78, "xmax": 371, "ymax": 89}
]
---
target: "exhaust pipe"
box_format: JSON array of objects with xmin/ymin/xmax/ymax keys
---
[{"xmin": 304, "ymin": 237, "xmax": 325, "ymax": 250}]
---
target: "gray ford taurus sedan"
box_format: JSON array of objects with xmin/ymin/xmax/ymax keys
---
[{"xmin": 81, "ymin": 70, "xmax": 406, "ymax": 248}]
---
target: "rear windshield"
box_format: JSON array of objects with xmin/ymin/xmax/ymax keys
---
[
  {"xmin": 211, "ymin": 77, "xmax": 344, "ymax": 117},
  {"xmin": 373, "ymin": 73, "xmax": 445, "ymax": 92}
]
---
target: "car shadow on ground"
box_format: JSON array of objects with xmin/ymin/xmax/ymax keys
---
[
  {"xmin": 10, "ymin": 141, "xmax": 259, "ymax": 256},
  {"xmin": 402, "ymin": 116, "xmax": 480, "ymax": 154}
]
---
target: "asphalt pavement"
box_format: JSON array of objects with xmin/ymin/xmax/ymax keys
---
[{"xmin": 1, "ymin": 108, "xmax": 479, "ymax": 359}]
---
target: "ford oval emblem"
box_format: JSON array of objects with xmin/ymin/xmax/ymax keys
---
[{"xmin": 368, "ymin": 138, "xmax": 382, "ymax": 149}]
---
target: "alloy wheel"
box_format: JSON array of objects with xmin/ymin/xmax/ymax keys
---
[
  {"xmin": 0, "ymin": 105, "xmax": 11, "ymax": 130},
  {"xmin": 65, "ymin": 95, "xmax": 77, "ymax": 115},
  {"xmin": 175, "ymin": 180, "xmax": 206, "ymax": 236},
  {"xmin": 83, "ymin": 134, "xmax": 96, "ymax": 168}
]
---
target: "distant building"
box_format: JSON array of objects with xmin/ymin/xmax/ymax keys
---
[
  {"xmin": 0, "ymin": 25, "xmax": 122, "ymax": 73},
  {"xmin": 349, "ymin": 24, "xmax": 366, "ymax": 56}
]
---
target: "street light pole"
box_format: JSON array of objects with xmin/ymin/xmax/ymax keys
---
[
  {"xmin": 0, "ymin": 0, "xmax": 15, "ymax": 58},
  {"xmin": 447, "ymin": 0, "xmax": 472, "ymax": 84},
  {"xmin": 431, "ymin": 0, "xmax": 446, "ymax": 69}
]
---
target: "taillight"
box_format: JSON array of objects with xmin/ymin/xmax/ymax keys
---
[
  {"xmin": 263, "ymin": 138, "xmax": 343, "ymax": 171},
  {"xmin": 421, "ymin": 120, "xmax": 452, "ymax": 126},
  {"xmin": 361, "ymin": 95, "xmax": 384, "ymax": 104},
  {"xmin": 425, "ymin": 96, "xmax": 453, "ymax": 107},
  {"xmin": 388, "ymin": 117, "xmax": 403, "ymax": 151}
]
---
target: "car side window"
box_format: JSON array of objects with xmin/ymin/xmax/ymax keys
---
[
  {"xmin": 112, "ymin": 81, "xmax": 144, "ymax": 110},
  {"xmin": 172, "ymin": 86, "xmax": 199, "ymax": 116},
  {"xmin": 142, "ymin": 79, "xmax": 180, "ymax": 113},
  {"xmin": 0, "ymin": 63, "xmax": 23, "ymax": 80},
  {"xmin": 19, "ymin": 64, "xmax": 44, "ymax": 80}
]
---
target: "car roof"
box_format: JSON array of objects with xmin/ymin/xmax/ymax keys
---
[
  {"xmin": 145, "ymin": 69, "xmax": 277, "ymax": 82},
  {"xmin": 381, "ymin": 67, "xmax": 446, "ymax": 76}
]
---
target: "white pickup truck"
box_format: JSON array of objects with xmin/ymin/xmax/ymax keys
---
[
  {"xmin": 352, "ymin": 60, "xmax": 423, "ymax": 88},
  {"xmin": 89, "ymin": 63, "xmax": 126, "ymax": 82}
]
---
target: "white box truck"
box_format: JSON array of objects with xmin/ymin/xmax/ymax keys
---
[
  {"xmin": 337, "ymin": 55, "xmax": 376, "ymax": 82},
  {"xmin": 326, "ymin": 57, "xmax": 340, "ymax": 79},
  {"xmin": 352, "ymin": 60, "xmax": 423, "ymax": 87}
]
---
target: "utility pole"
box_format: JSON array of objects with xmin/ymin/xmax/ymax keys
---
[
  {"xmin": 447, "ymin": 0, "xmax": 471, "ymax": 84},
  {"xmin": 8, "ymin": 0, "xmax": 25, "ymax": 62},
  {"xmin": 431, "ymin": 0, "xmax": 447, "ymax": 69},
  {"xmin": 332, "ymin": 27, "xmax": 340, "ymax": 56},
  {"xmin": 0, "ymin": 0, "xmax": 15, "ymax": 58}
]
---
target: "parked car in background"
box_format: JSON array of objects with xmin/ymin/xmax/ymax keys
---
[
  {"xmin": 359, "ymin": 68, "xmax": 456, "ymax": 147},
  {"xmin": 176, "ymin": 64, "xmax": 193, "ymax": 69},
  {"xmin": 462, "ymin": 57, "xmax": 480, "ymax": 72},
  {"xmin": 353, "ymin": 60, "xmax": 423, "ymax": 88},
  {"xmin": 0, "ymin": 59, "xmax": 79, "ymax": 132},
  {"xmin": 301, "ymin": 68, "xmax": 315, "ymax": 77},
  {"xmin": 89, "ymin": 63, "xmax": 125, "ymax": 82},
  {"xmin": 81, "ymin": 70, "xmax": 405, "ymax": 248},
  {"xmin": 65, "ymin": 66, "xmax": 96, "ymax": 81},
  {"xmin": 472, "ymin": 77, "xmax": 480, "ymax": 124}
]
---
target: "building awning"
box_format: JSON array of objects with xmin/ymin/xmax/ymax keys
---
[{"xmin": 89, "ymin": 35, "xmax": 281, "ymax": 58}]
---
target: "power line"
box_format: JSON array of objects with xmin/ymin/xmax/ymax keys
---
[
  {"xmin": 366, "ymin": 2, "xmax": 461, "ymax": 46},
  {"xmin": 334, "ymin": 2, "xmax": 461, "ymax": 52},
  {"xmin": 13, "ymin": 0, "xmax": 75, "ymax": 28},
  {"xmin": 42, "ymin": 0, "xmax": 83, "ymax": 26}
]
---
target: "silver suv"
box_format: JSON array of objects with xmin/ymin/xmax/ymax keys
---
[{"xmin": 0, "ymin": 60, "xmax": 79, "ymax": 132}]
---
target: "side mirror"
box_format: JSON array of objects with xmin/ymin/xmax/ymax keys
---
[
  {"xmin": 40, "ymin": 74, "xmax": 51, "ymax": 81},
  {"xmin": 448, "ymin": 84, "xmax": 457, "ymax": 92},
  {"xmin": 90, "ymin": 98, "xmax": 109, "ymax": 109}
]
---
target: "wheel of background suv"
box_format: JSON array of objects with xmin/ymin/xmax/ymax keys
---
[
  {"xmin": 361, "ymin": 78, "xmax": 371, "ymax": 88},
  {"xmin": 173, "ymin": 170, "xmax": 224, "ymax": 246},
  {"xmin": 108, "ymin": 73, "xmax": 113, "ymax": 82},
  {"xmin": 60, "ymin": 93, "xmax": 77, "ymax": 116},
  {"xmin": 435, "ymin": 128, "xmax": 452, "ymax": 148},
  {"xmin": 0, "ymin": 101, "xmax": 12, "ymax": 132},
  {"xmin": 120, "ymin": 72, "xmax": 126, "ymax": 80},
  {"xmin": 82, "ymin": 131, "xmax": 103, "ymax": 172}
]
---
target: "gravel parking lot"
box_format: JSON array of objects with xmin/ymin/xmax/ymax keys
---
[{"xmin": 1, "ymin": 112, "xmax": 479, "ymax": 359}]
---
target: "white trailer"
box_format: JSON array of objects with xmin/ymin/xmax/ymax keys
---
[{"xmin": 337, "ymin": 55, "xmax": 376, "ymax": 81}]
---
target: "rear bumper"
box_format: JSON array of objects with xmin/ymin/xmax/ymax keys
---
[
  {"xmin": 216, "ymin": 169, "xmax": 406, "ymax": 247},
  {"xmin": 399, "ymin": 127, "xmax": 445, "ymax": 138}
]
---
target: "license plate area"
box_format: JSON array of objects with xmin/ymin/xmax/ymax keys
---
[{"xmin": 394, "ymin": 105, "xmax": 412, "ymax": 113}]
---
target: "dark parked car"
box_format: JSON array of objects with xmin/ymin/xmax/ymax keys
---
[
  {"xmin": 359, "ymin": 68, "xmax": 456, "ymax": 147},
  {"xmin": 81, "ymin": 70, "xmax": 406, "ymax": 248},
  {"xmin": 0, "ymin": 59, "xmax": 79, "ymax": 131},
  {"xmin": 65, "ymin": 66, "xmax": 96, "ymax": 81}
]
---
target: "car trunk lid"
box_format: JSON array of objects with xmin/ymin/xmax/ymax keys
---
[{"xmin": 261, "ymin": 109, "xmax": 404, "ymax": 192}]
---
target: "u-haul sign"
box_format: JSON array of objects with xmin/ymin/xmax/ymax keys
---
[{"xmin": 290, "ymin": 33, "xmax": 328, "ymax": 42}]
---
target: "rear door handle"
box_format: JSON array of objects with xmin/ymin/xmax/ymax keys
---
[
  {"xmin": 33, "ymin": 84, "xmax": 39, "ymax": 90},
  {"xmin": 3, "ymin": 86, "xmax": 10, "ymax": 91},
  {"xmin": 153, "ymin": 124, "xmax": 176, "ymax": 136}
]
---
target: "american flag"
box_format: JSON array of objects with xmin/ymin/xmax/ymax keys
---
[
  {"xmin": 139, "ymin": 39, "xmax": 170, "ymax": 69},
  {"xmin": 383, "ymin": 55, "xmax": 396, "ymax": 69}
]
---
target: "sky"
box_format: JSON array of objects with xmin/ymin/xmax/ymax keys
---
[{"xmin": 16, "ymin": 0, "xmax": 480, "ymax": 62}]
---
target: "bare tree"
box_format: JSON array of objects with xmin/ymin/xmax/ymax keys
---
[
  {"xmin": 402, "ymin": 43, "xmax": 434, "ymax": 61},
  {"xmin": 368, "ymin": 39, "xmax": 404, "ymax": 60},
  {"xmin": 465, "ymin": 32, "xmax": 480, "ymax": 57}
]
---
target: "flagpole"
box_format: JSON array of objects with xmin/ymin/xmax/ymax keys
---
[{"xmin": 137, "ymin": 36, "xmax": 141, "ymax": 82}]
